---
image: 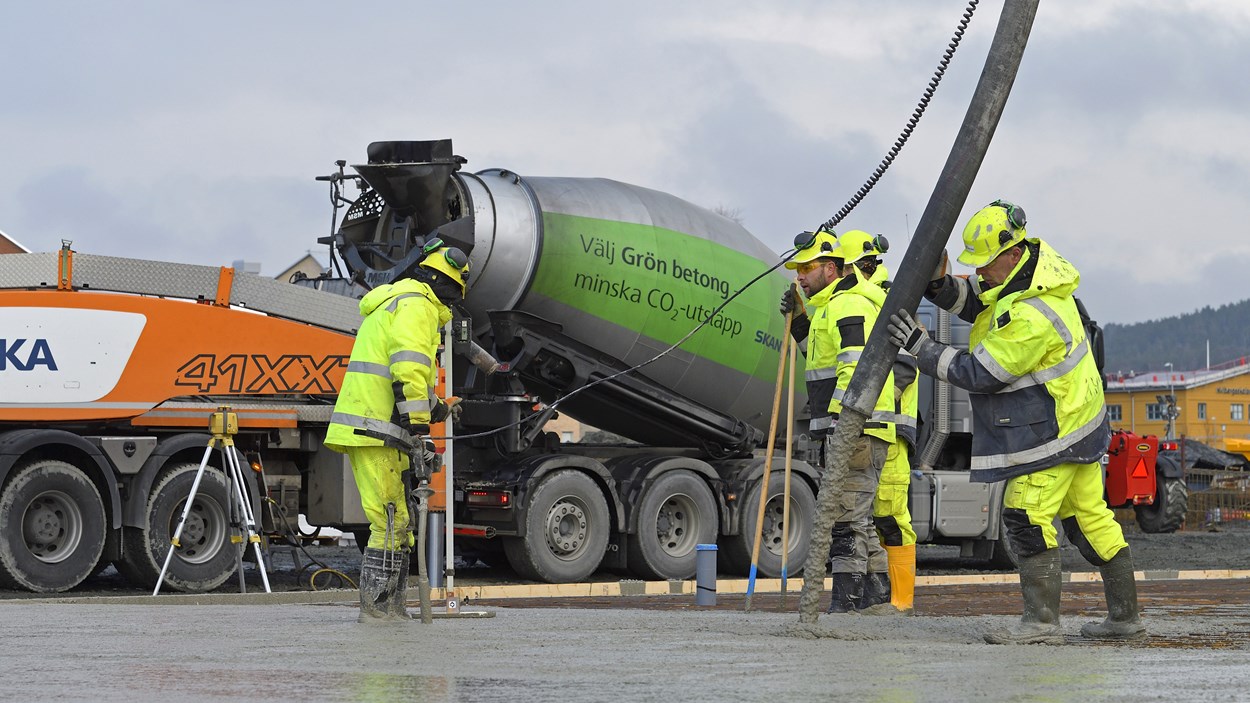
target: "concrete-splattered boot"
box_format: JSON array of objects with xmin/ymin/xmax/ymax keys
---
[
  {"xmin": 858, "ymin": 572, "xmax": 901, "ymax": 615},
  {"xmin": 825, "ymin": 572, "xmax": 863, "ymax": 614},
  {"xmin": 1081, "ymin": 547, "xmax": 1146, "ymax": 640},
  {"xmin": 358, "ymin": 547, "xmax": 403, "ymax": 623},
  {"xmin": 984, "ymin": 548, "xmax": 1064, "ymax": 645},
  {"xmin": 386, "ymin": 551, "xmax": 413, "ymax": 620}
]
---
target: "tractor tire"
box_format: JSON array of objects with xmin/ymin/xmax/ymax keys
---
[
  {"xmin": 1135, "ymin": 457, "xmax": 1188, "ymax": 533},
  {"xmin": 719, "ymin": 472, "xmax": 815, "ymax": 578},
  {"xmin": 987, "ymin": 510, "xmax": 1020, "ymax": 570},
  {"xmin": 626, "ymin": 470, "xmax": 718, "ymax": 580},
  {"xmin": 503, "ymin": 470, "xmax": 609, "ymax": 583},
  {"xmin": 116, "ymin": 463, "xmax": 238, "ymax": 592},
  {"xmin": 0, "ymin": 460, "xmax": 107, "ymax": 593}
]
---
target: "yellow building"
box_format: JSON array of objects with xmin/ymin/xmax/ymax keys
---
[{"xmin": 1104, "ymin": 359, "xmax": 1250, "ymax": 448}]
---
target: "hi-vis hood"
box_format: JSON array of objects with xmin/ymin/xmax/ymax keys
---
[
  {"xmin": 834, "ymin": 267, "xmax": 888, "ymax": 307},
  {"xmin": 359, "ymin": 278, "xmax": 452, "ymax": 326},
  {"xmin": 983, "ymin": 239, "xmax": 1080, "ymax": 305}
]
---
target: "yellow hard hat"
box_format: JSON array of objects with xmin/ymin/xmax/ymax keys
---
[
  {"xmin": 785, "ymin": 229, "xmax": 839, "ymax": 269},
  {"xmin": 419, "ymin": 245, "xmax": 470, "ymax": 296},
  {"xmin": 832, "ymin": 230, "xmax": 888, "ymax": 265},
  {"xmin": 959, "ymin": 200, "xmax": 1027, "ymax": 267}
]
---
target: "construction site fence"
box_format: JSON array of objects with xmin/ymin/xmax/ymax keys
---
[{"xmin": 1115, "ymin": 466, "xmax": 1250, "ymax": 532}]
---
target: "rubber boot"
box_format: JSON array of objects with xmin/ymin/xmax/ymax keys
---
[
  {"xmin": 357, "ymin": 547, "xmax": 402, "ymax": 623},
  {"xmin": 887, "ymin": 544, "xmax": 916, "ymax": 614},
  {"xmin": 386, "ymin": 551, "xmax": 413, "ymax": 620},
  {"xmin": 1080, "ymin": 546, "xmax": 1146, "ymax": 640},
  {"xmin": 857, "ymin": 572, "xmax": 901, "ymax": 615},
  {"xmin": 825, "ymin": 572, "xmax": 863, "ymax": 614},
  {"xmin": 983, "ymin": 548, "xmax": 1064, "ymax": 645}
]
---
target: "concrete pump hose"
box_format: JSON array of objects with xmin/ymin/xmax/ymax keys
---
[{"xmin": 797, "ymin": 0, "xmax": 1041, "ymax": 624}]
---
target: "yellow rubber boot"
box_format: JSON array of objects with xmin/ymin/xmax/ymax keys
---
[{"xmin": 886, "ymin": 544, "xmax": 915, "ymax": 613}]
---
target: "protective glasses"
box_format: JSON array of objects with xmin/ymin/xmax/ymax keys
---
[{"xmin": 795, "ymin": 260, "xmax": 826, "ymax": 275}]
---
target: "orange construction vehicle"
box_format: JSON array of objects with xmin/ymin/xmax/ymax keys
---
[{"xmin": 0, "ymin": 245, "xmax": 370, "ymax": 592}]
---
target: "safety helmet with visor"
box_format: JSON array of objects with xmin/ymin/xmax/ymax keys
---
[
  {"xmin": 959, "ymin": 200, "xmax": 1028, "ymax": 267},
  {"xmin": 418, "ymin": 242, "xmax": 471, "ymax": 297},
  {"xmin": 831, "ymin": 230, "xmax": 889, "ymax": 265},
  {"xmin": 785, "ymin": 229, "xmax": 840, "ymax": 272}
]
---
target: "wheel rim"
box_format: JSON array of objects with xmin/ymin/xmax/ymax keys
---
[
  {"xmin": 544, "ymin": 496, "xmax": 591, "ymax": 562},
  {"xmin": 763, "ymin": 493, "xmax": 806, "ymax": 557},
  {"xmin": 22, "ymin": 490, "xmax": 84, "ymax": 564},
  {"xmin": 654, "ymin": 493, "xmax": 701, "ymax": 558},
  {"xmin": 168, "ymin": 495, "xmax": 228, "ymax": 565}
]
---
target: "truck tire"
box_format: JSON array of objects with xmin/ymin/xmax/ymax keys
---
[
  {"xmin": 116, "ymin": 463, "xmax": 238, "ymax": 592},
  {"xmin": 719, "ymin": 473, "xmax": 815, "ymax": 578},
  {"xmin": 503, "ymin": 470, "xmax": 609, "ymax": 583},
  {"xmin": 0, "ymin": 460, "xmax": 107, "ymax": 592},
  {"xmin": 1135, "ymin": 457, "xmax": 1188, "ymax": 533},
  {"xmin": 626, "ymin": 470, "xmax": 718, "ymax": 580}
]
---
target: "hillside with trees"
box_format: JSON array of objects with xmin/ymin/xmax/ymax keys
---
[{"xmin": 1103, "ymin": 299, "xmax": 1250, "ymax": 375}]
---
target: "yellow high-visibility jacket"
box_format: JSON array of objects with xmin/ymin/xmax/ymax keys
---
[
  {"xmin": 921, "ymin": 239, "xmax": 1109, "ymax": 483},
  {"xmin": 324, "ymin": 278, "xmax": 450, "ymax": 451}
]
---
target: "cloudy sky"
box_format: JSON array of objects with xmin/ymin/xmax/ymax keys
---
[{"xmin": 2, "ymin": 1, "xmax": 1246, "ymax": 327}]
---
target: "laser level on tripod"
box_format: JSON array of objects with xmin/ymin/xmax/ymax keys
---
[{"xmin": 153, "ymin": 407, "xmax": 271, "ymax": 596}]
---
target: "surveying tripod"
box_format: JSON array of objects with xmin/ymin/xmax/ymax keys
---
[{"xmin": 154, "ymin": 407, "xmax": 271, "ymax": 596}]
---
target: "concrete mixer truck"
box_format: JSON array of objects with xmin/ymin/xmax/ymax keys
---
[{"xmin": 0, "ymin": 138, "xmax": 1168, "ymax": 593}]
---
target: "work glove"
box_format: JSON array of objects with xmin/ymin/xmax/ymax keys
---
[
  {"xmin": 932, "ymin": 250, "xmax": 949, "ymax": 282},
  {"xmin": 779, "ymin": 287, "xmax": 802, "ymax": 316},
  {"xmin": 887, "ymin": 310, "xmax": 932, "ymax": 356},
  {"xmin": 420, "ymin": 438, "xmax": 442, "ymax": 474},
  {"xmin": 430, "ymin": 397, "xmax": 451, "ymax": 424}
]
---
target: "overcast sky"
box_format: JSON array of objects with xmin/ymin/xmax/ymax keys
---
[{"xmin": 2, "ymin": 1, "xmax": 1247, "ymax": 330}]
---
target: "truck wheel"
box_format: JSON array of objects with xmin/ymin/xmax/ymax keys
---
[
  {"xmin": 626, "ymin": 470, "xmax": 718, "ymax": 580},
  {"xmin": 503, "ymin": 470, "xmax": 609, "ymax": 582},
  {"xmin": 719, "ymin": 473, "xmax": 815, "ymax": 578},
  {"xmin": 0, "ymin": 460, "xmax": 107, "ymax": 592},
  {"xmin": 117, "ymin": 463, "xmax": 238, "ymax": 592},
  {"xmin": 1135, "ymin": 457, "xmax": 1188, "ymax": 533}
]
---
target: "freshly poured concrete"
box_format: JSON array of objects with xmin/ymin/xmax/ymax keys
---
[{"xmin": 1, "ymin": 601, "xmax": 1245, "ymax": 702}]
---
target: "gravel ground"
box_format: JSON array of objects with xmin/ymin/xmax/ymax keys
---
[{"xmin": 2, "ymin": 524, "xmax": 1246, "ymax": 599}]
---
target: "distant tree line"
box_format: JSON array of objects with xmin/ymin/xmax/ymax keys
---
[{"xmin": 1102, "ymin": 299, "xmax": 1250, "ymax": 375}]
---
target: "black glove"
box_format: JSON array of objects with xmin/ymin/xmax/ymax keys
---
[
  {"xmin": 429, "ymin": 398, "xmax": 450, "ymax": 424},
  {"xmin": 887, "ymin": 310, "xmax": 931, "ymax": 356},
  {"xmin": 780, "ymin": 287, "xmax": 801, "ymax": 315}
]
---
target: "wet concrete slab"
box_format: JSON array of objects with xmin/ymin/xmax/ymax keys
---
[{"xmin": 1, "ymin": 589, "xmax": 1247, "ymax": 702}]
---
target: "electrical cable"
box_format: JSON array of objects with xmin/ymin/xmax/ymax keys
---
[
  {"xmin": 377, "ymin": 3, "xmax": 980, "ymax": 446},
  {"xmin": 820, "ymin": 0, "xmax": 979, "ymax": 233}
]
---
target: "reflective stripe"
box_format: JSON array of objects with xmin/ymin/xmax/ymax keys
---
[
  {"xmin": 1021, "ymin": 298, "xmax": 1073, "ymax": 353},
  {"xmin": 936, "ymin": 346, "xmax": 959, "ymax": 382},
  {"xmin": 1002, "ymin": 339, "xmax": 1091, "ymax": 393},
  {"xmin": 837, "ymin": 350, "xmax": 861, "ymax": 363},
  {"xmin": 390, "ymin": 350, "xmax": 432, "ymax": 367},
  {"xmin": 970, "ymin": 406, "xmax": 1107, "ymax": 470},
  {"xmin": 810, "ymin": 416, "xmax": 834, "ymax": 431},
  {"xmin": 806, "ymin": 367, "xmax": 838, "ymax": 381},
  {"xmin": 330, "ymin": 412, "xmax": 408, "ymax": 442},
  {"xmin": 879, "ymin": 413, "xmax": 918, "ymax": 429},
  {"xmin": 385, "ymin": 292, "xmax": 431, "ymax": 313},
  {"xmin": 831, "ymin": 388, "xmax": 845, "ymax": 401},
  {"xmin": 951, "ymin": 277, "xmax": 972, "ymax": 316},
  {"xmin": 973, "ymin": 344, "xmax": 1017, "ymax": 384},
  {"xmin": 397, "ymin": 398, "xmax": 434, "ymax": 414},
  {"xmin": 347, "ymin": 361, "xmax": 391, "ymax": 378}
]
